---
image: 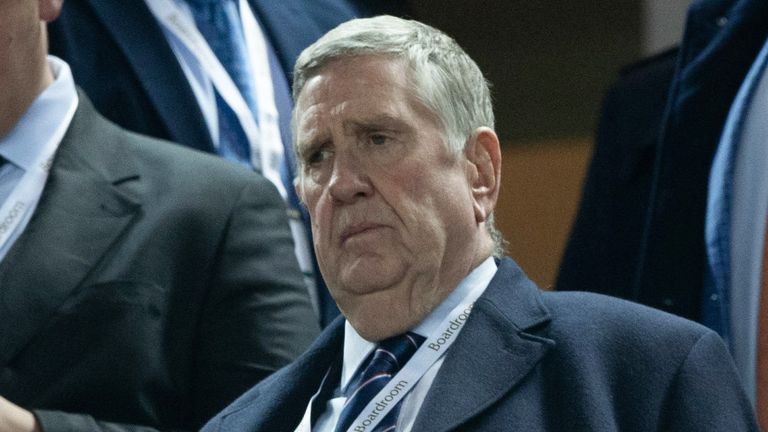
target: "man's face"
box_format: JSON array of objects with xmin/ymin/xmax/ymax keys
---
[{"xmin": 295, "ymin": 55, "xmax": 489, "ymax": 340}]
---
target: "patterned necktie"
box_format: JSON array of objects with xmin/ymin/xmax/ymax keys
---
[
  {"xmin": 186, "ymin": 0, "xmax": 257, "ymax": 167},
  {"xmin": 757, "ymin": 225, "xmax": 768, "ymax": 429},
  {"xmin": 335, "ymin": 332, "xmax": 425, "ymax": 432}
]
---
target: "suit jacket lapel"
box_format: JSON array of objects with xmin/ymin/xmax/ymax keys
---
[
  {"xmin": 217, "ymin": 317, "xmax": 346, "ymax": 431},
  {"xmin": 0, "ymin": 95, "xmax": 142, "ymax": 366},
  {"xmin": 85, "ymin": 0, "xmax": 212, "ymax": 153},
  {"xmin": 413, "ymin": 258, "xmax": 554, "ymax": 432},
  {"xmin": 249, "ymin": 0, "xmax": 369, "ymax": 81},
  {"xmin": 250, "ymin": 0, "xmax": 333, "ymax": 79}
]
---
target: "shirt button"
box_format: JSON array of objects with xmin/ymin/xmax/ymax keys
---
[{"xmin": 716, "ymin": 16, "xmax": 728, "ymax": 27}]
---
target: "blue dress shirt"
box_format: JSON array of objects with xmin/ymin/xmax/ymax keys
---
[{"xmin": 705, "ymin": 35, "xmax": 768, "ymax": 402}]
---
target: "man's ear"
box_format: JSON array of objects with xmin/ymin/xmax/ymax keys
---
[
  {"xmin": 464, "ymin": 127, "xmax": 501, "ymax": 224},
  {"xmin": 39, "ymin": 0, "xmax": 64, "ymax": 23}
]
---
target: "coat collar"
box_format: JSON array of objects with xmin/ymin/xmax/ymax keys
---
[
  {"xmin": 676, "ymin": 0, "xmax": 768, "ymax": 90},
  {"xmin": 413, "ymin": 257, "xmax": 553, "ymax": 432},
  {"xmin": 215, "ymin": 316, "xmax": 346, "ymax": 431},
  {"xmin": 0, "ymin": 92, "xmax": 142, "ymax": 366}
]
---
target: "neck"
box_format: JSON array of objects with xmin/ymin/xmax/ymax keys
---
[
  {"xmin": 348, "ymin": 242, "xmax": 492, "ymax": 342},
  {"xmin": 0, "ymin": 25, "xmax": 53, "ymax": 138}
]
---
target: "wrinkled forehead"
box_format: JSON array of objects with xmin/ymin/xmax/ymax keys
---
[
  {"xmin": 296, "ymin": 55, "xmax": 410, "ymax": 103},
  {"xmin": 293, "ymin": 56, "xmax": 418, "ymax": 131}
]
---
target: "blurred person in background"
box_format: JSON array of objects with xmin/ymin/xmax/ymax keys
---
[
  {"xmin": 0, "ymin": 1, "xmax": 318, "ymax": 430},
  {"xmin": 558, "ymin": 0, "xmax": 768, "ymax": 427}
]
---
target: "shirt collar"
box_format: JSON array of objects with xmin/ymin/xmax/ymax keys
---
[
  {"xmin": 340, "ymin": 256, "xmax": 498, "ymax": 389},
  {"xmin": 0, "ymin": 56, "xmax": 78, "ymax": 171}
]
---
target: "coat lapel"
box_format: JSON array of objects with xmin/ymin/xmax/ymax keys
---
[
  {"xmin": 413, "ymin": 258, "xmax": 554, "ymax": 432},
  {"xmin": 216, "ymin": 318, "xmax": 345, "ymax": 431},
  {"xmin": 249, "ymin": 0, "xmax": 361, "ymax": 80},
  {"xmin": 0, "ymin": 95, "xmax": 142, "ymax": 366},
  {"xmin": 85, "ymin": 0, "xmax": 212, "ymax": 153}
]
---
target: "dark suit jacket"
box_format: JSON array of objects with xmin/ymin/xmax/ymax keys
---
[
  {"xmin": 557, "ymin": 0, "xmax": 768, "ymax": 322},
  {"xmin": 202, "ymin": 258, "xmax": 757, "ymax": 431},
  {"xmin": 0, "ymin": 94, "xmax": 320, "ymax": 432},
  {"xmin": 48, "ymin": 0, "xmax": 405, "ymax": 326}
]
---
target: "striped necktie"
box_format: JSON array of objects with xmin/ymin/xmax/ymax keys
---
[
  {"xmin": 186, "ymin": 0, "xmax": 257, "ymax": 168},
  {"xmin": 335, "ymin": 332, "xmax": 425, "ymax": 432}
]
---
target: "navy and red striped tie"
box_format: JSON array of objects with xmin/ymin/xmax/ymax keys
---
[{"xmin": 335, "ymin": 332, "xmax": 425, "ymax": 432}]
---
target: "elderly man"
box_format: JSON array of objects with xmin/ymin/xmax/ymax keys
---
[
  {"xmin": 0, "ymin": 1, "xmax": 318, "ymax": 431},
  {"xmin": 203, "ymin": 16, "xmax": 758, "ymax": 431}
]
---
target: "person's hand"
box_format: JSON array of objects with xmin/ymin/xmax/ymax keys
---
[{"xmin": 0, "ymin": 397, "xmax": 40, "ymax": 432}]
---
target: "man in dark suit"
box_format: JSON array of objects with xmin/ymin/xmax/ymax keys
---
[
  {"xmin": 558, "ymin": 0, "xmax": 768, "ymax": 325},
  {"xmin": 202, "ymin": 16, "xmax": 758, "ymax": 431},
  {"xmin": 557, "ymin": 0, "xmax": 768, "ymax": 425},
  {"xmin": 0, "ymin": 1, "xmax": 318, "ymax": 431},
  {"xmin": 47, "ymin": 0, "xmax": 404, "ymax": 327}
]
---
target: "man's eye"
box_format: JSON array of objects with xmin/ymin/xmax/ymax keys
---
[
  {"xmin": 307, "ymin": 151, "xmax": 324, "ymax": 165},
  {"xmin": 370, "ymin": 134, "xmax": 388, "ymax": 145},
  {"xmin": 305, "ymin": 147, "xmax": 331, "ymax": 166}
]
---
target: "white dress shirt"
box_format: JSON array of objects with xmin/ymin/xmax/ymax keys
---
[
  {"xmin": 0, "ymin": 56, "xmax": 78, "ymax": 262},
  {"xmin": 310, "ymin": 257, "xmax": 498, "ymax": 432}
]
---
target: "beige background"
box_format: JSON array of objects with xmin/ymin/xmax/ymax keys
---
[{"xmin": 496, "ymin": 139, "xmax": 592, "ymax": 288}]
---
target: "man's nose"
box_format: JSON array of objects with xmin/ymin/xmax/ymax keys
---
[{"xmin": 328, "ymin": 151, "xmax": 373, "ymax": 204}]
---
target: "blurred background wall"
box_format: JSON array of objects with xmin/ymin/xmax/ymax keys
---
[{"xmin": 402, "ymin": 0, "xmax": 691, "ymax": 287}]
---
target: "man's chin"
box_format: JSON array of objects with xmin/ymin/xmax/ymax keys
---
[
  {"xmin": 336, "ymin": 291, "xmax": 426, "ymax": 342},
  {"xmin": 334, "ymin": 258, "xmax": 403, "ymax": 293}
]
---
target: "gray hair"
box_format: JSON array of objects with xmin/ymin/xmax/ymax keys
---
[{"xmin": 292, "ymin": 15, "xmax": 506, "ymax": 257}]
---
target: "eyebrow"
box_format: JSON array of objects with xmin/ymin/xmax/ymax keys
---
[{"xmin": 341, "ymin": 114, "xmax": 410, "ymax": 134}]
